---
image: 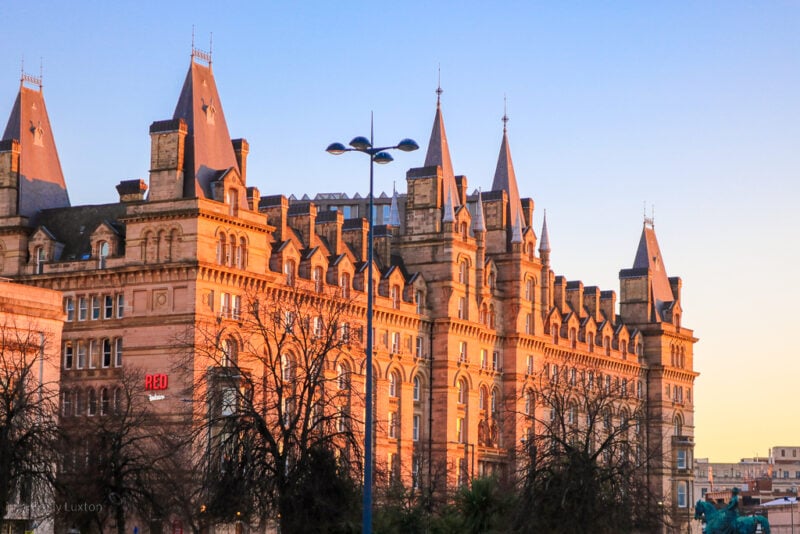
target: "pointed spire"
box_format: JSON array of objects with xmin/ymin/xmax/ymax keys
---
[
  {"xmin": 389, "ymin": 183, "xmax": 400, "ymax": 226},
  {"xmin": 442, "ymin": 182, "xmax": 455, "ymax": 223},
  {"xmin": 172, "ymin": 48, "xmax": 239, "ymax": 198},
  {"xmin": 632, "ymin": 218, "xmax": 674, "ymax": 317},
  {"xmin": 491, "ymin": 102, "xmax": 524, "ymax": 239},
  {"xmin": 511, "ymin": 209, "xmax": 523, "ymax": 244},
  {"xmin": 2, "ymin": 68, "xmax": 70, "ymax": 218},
  {"xmin": 423, "ymin": 81, "xmax": 461, "ymax": 219},
  {"xmin": 472, "ymin": 189, "xmax": 486, "ymax": 232},
  {"xmin": 539, "ymin": 209, "xmax": 551, "ymax": 253}
]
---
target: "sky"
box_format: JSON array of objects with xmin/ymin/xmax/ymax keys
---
[{"xmin": 1, "ymin": 1, "xmax": 798, "ymax": 462}]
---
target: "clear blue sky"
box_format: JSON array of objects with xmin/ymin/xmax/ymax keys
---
[{"xmin": 2, "ymin": 1, "xmax": 798, "ymax": 462}]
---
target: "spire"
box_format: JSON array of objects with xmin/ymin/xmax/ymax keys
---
[
  {"xmin": 472, "ymin": 189, "xmax": 486, "ymax": 232},
  {"xmin": 539, "ymin": 210, "xmax": 551, "ymax": 253},
  {"xmin": 491, "ymin": 102, "xmax": 524, "ymax": 239},
  {"xmin": 511, "ymin": 209, "xmax": 523, "ymax": 244},
  {"xmin": 423, "ymin": 82, "xmax": 461, "ymax": 219},
  {"xmin": 389, "ymin": 183, "xmax": 400, "ymax": 226},
  {"xmin": 172, "ymin": 47, "xmax": 240, "ymax": 198},
  {"xmin": 442, "ymin": 181, "xmax": 455, "ymax": 223},
  {"xmin": 632, "ymin": 217, "xmax": 674, "ymax": 317},
  {"xmin": 2, "ymin": 69, "xmax": 70, "ymax": 218}
]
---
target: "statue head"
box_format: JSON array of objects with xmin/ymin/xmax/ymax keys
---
[{"xmin": 732, "ymin": 487, "xmax": 740, "ymax": 495}]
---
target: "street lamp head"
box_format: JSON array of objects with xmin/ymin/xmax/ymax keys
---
[
  {"xmin": 396, "ymin": 138, "xmax": 419, "ymax": 152},
  {"xmin": 373, "ymin": 151, "xmax": 394, "ymax": 164},
  {"xmin": 325, "ymin": 142, "xmax": 347, "ymax": 155},
  {"xmin": 349, "ymin": 136, "xmax": 372, "ymax": 151}
]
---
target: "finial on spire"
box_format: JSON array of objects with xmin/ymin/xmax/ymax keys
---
[
  {"xmin": 436, "ymin": 64, "xmax": 443, "ymax": 106},
  {"xmin": 20, "ymin": 56, "xmax": 43, "ymax": 91},
  {"xmin": 502, "ymin": 94, "xmax": 509, "ymax": 133},
  {"xmin": 191, "ymin": 27, "xmax": 213, "ymax": 66},
  {"xmin": 643, "ymin": 201, "xmax": 655, "ymax": 228}
]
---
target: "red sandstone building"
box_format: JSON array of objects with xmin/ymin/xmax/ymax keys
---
[{"xmin": 0, "ymin": 50, "xmax": 698, "ymax": 532}]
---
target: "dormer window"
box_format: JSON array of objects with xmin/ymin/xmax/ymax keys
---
[
  {"xmin": 284, "ymin": 260, "xmax": 295, "ymax": 286},
  {"xmin": 227, "ymin": 189, "xmax": 239, "ymax": 217},
  {"xmin": 98, "ymin": 241, "xmax": 109, "ymax": 269},
  {"xmin": 313, "ymin": 266, "xmax": 324, "ymax": 293},
  {"xmin": 34, "ymin": 246, "xmax": 45, "ymax": 274}
]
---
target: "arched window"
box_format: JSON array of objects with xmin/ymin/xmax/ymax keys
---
[
  {"xmin": 674, "ymin": 414, "xmax": 683, "ymax": 436},
  {"xmin": 525, "ymin": 278, "xmax": 534, "ymax": 300},
  {"xmin": 227, "ymin": 189, "xmax": 239, "ymax": 216},
  {"xmin": 313, "ymin": 266, "xmax": 324, "ymax": 293},
  {"xmin": 412, "ymin": 375, "xmax": 422, "ymax": 401},
  {"xmin": 227, "ymin": 234, "xmax": 235, "ymax": 266},
  {"xmin": 217, "ymin": 233, "xmax": 227, "ymax": 265},
  {"xmin": 479, "ymin": 386, "xmax": 488, "ymax": 411},
  {"xmin": 222, "ymin": 338, "xmax": 238, "ymax": 367},
  {"xmin": 88, "ymin": 389, "xmax": 97, "ymax": 416},
  {"xmin": 491, "ymin": 388, "xmax": 498, "ymax": 414},
  {"xmin": 98, "ymin": 241, "xmax": 109, "ymax": 269},
  {"xmin": 337, "ymin": 362, "xmax": 350, "ymax": 390},
  {"xmin": 389, "ymin": 371, "xmax": 399, "ymax": 398},
  {"xmin": 488, "ymin": 271, "xmax": 496, "ymax": 290},
  {"xmin": 391, "ymin": 285, "xmax": 401, "ymax": 309},
  {"xmin": 415, "ymin": 290, "xmax": 424, "ymax": 314},
  {"xmin": 236, "ymin": 237, "xmax": 247, "ymax": 269},
  {"xmin": 458, "ymin": 260, "xmax": 468, "ymax": 284},
  {"xmin": 457, "ymin": 378, "xmax": 467, "ymax": 405},
  {"xmin": 281, "ymin": 354, "xmax": 295, "ymax": 382},
  {"xmin": 340, "ymin": 272, "xmax": 351, "ymax": 298},
  {"xmin": 100, "ymin": 388, "xmax": 109, "ymax": 416}
]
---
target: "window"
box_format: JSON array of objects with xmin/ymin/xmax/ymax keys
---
[
  {"xmin": 458, "ymin": 261, "xmax": 468, "ymax": 284},
  {"xmin": 569, "ymin": 367, "xmax": 577, "ymax": 385},
  {"xmin": 492, "ymin": 351, "xmax": 500, "ymax": 371},
  {"xmin": 284, "ymin": 260, "xmax": 295, "ymax": 286},
  {"xmin": 104, "ymin": 295, "xmax": 113, "ymax": 319},
  {"xmin": 416, "ymin": 336, "xmax": 424, "ymax": 358},
  {"xmin": 63, "ymin": 342, "xmax": 74, "ymax": 369},
  {"xmin": 413, "ymin": 415, "xmax": 420, "ymax": 441},
  {"xmin": 221, "ymin": 388, "xmax": 237, "ymax": 417},
  {"xmin": 62, "ymin": 390, "xmax": 72, "ymax": 417},
  {"xmin": 217, "ymin": 234, "xmax": 226, "ymax": 264},
  {"xmin": 98, "ymin": 241, "xmax": 109, "ymax": 269},
  {"xmin": 458, "ymin": 296, "xmax": 466, "ymax": 319},
  {"xmin": 524, "ymin": 391, "xmax": 532, "ymax": 415},
  {"xmin": 232, "ymin": 295, "xmax": 241, "ymax": 320},
  {"xmin": 88, "ymin": 389, "xmax": 97, "ymax": 416},
  {"xmin": 456, "ymin": 417, "xmax": 465, "ymax": 443},
  {"xmin": 481, "ymin": 349, "xmax": 488, "ymax": 370},
  {"xmin": 102, "ymin": 339, "xmax": 112, "ymax": 368},
  {"xmin": 391, "ymin": 332, "xmax": 400, "ymax": 353},
  {"xmin": 115, "ymin": 338, "xmax": 123, "ymax": 367},
  {"xmin": 77, "ymin": 342, "xmax": 86, "ymax": 369},
  {"xmin": 479, "ymin": 387, "xmax": 487, "ymax": 411},
  {"xmin": 312, "ymin": 266, "xmax": 324, "ymax": 293},
  {"xmin": 389, "ymin": 371, "xmax": 399, "ymax": 398},
  {"xmin": 340, "ymin": 273, "xmax": 350, "ymax": 298},
  {"xmin": 339, "ymin": 322, "xmax": 350, "ymax": 342},
  {"xmin": 78, "ymin": 297, "xmax": 88, "ymax": 321},
  {"xmin": 677, "ymin": 481, "xmax": 688, "ymax": 508},
  {"xmin": 220, "ymin": 293, "xmax": 231, "ymax": 318},
  {"xmin": 116, "ymin": 294, "xmax": 124, "ymax": 318},
  {"xmin": 604, "ymin": 336, "xmax": 611, "ymax": 355},
  {"xmin": 525, "ymin": 313, "xmax": 532, "ymax": 334},
  {"xmin": 413, "ymin": 376, "xmax": 421, "ymax": 401},
  {"xmin": 525, "ymin": 278, "xmax": 534, "ymax": 300},
  {"xmin": 412, "ymin": 456, "xmax": 421, "ymax": 489},
  {"xmin": 677, "ymin": 450, "xmax": 687, "ymax": 470},
  {"xmin": 415, "ymin": 290, "xmax": 424, "ymax": 314},
  {"xmin": 674, "ymin": 415, "xmax": 683, "ymax": 437},
  {"xmin": 236, "ymin": 237, "xmax": 247, "ymax": 269},
  {"xmin": 391, "ymin": 285, "xmax": 400, "ymax": 309},
  {"xmin": 551, "ymin": 364, "xmax": 559, "ymax": 383},
  {"xmin": 91, "ymin": 296, "xmax": 100, "ymax": 320},
  {"xmin": 88, "ymin": 340, "xmax": 96, "ymax": 368},
  {"xmin": 459, "ymin": 342, "xmax": 467, "ymax": 363},
  {"xmin": 587, "ymin": 332, "xmax": 594, "ymax": 351},
  {"xmin": 222, "ymin": 339, "xmax": 237, "ymax": 367},
  {"xmin": 457, "ymin": 379, "xmax": 467, "ymax": 405},
  {"xmin": 228, "ymin": 189, "xmax": 239, "ymax": 216},
  {"xmin": 34, "ymin": 246, "xmax": 45, "ymax": 274},
  {"xmin": 491, "ymin": 389, "xmax": 498, "ymax": 413},
  {"xmin": 313, "ymin": 316, "xmax": 323, "ymax": 338},
  {"xmin": 389, "ymin": 411, "xmax": 398, "ymax": 439},
  {"xmin": 100, "ymin": 388, "xmax": 109, "ymax": 416},
  {"xmin": 65, "ymin": 298, "xmax": 75, "ymax": 321},
  {"xmin": 337, "ymin": 362, "xmax": 350, "ymax": 390}
]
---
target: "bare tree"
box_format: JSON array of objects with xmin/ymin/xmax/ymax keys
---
[
  {"xmin": 184, "ymin": 283, "xmax": 364, "ymax": 533},
  {"xmin": 514, "ymin": 361, "xmax": 661, "ymax": 533},
  {"xmin": 58, "ymin": 367, "xmax": 177, "ymax": 534},
  {"xmin": 0, "ymin": 321, "xmax": 59, "ymax": 530}
]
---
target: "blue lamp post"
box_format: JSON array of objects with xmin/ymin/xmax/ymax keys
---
[{"xmin": 326, "ymin": 117, "xmax": 418, "ymax": 533}]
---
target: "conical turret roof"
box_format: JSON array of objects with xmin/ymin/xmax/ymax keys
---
[
  {"xmin": 172, "ymin": 52, "xmax": 240, "ymax": 198},
  {"xmin": 423, "ymin": 90, "xmax": 460, "ymax": 220},
  {"xmin": 2, "ymin": 76, "xmax": 69, "ymax": 218},
  {"xmin": 539, "ymin": 210, "xmax": 551, "ymax": 253},
  {"xmin": 632, "ymin": 220, "xmax": 674, "ymax": 318},
  {"xmin": 491, "ymin": 121, "xmax": 524, "ymax": 239}
]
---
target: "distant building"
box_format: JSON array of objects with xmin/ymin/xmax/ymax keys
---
[{"xmin": 0, "ymin": 49, "xmax": 698, "ymax": 532}]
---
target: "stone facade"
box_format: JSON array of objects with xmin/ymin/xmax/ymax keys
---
[{"xmin": 0, "ymin": 52, "xmax": 698, "ymax": 531}]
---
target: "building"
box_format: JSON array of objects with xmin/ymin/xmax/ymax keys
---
[
  {"xmin": 0, "ymin": 49, "xmax": 698, "ymax": 532},
  {"xmin": 0, "ymin": 280, "xmax": 64, "ymax": 534}
]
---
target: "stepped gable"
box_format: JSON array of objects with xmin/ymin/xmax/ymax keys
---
[
  {"xmin": 172, "ymin": 52, "xmax": 239, "ymax": 199},
  {"xmin": 2, "ymin": 76, "xmax": 70, "ymax": 218}
]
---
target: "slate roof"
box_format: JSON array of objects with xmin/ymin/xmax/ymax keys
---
[
  {"xmin": 423, "ymin": 94, "xmax": 460, "ymax": 216},
  {"xmin": 35, "ymin": 203, "xmax": 127, "ymax": 260}
]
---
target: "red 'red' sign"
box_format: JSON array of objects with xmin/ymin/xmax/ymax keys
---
[{"xmin": 145, "ymin": 374, "xmax": 168, "ymax": 390}]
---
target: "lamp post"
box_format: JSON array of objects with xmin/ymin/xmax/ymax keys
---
[{"xmin": 327, "ymin": 118, "xmax": 418, "ymax": 534}]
